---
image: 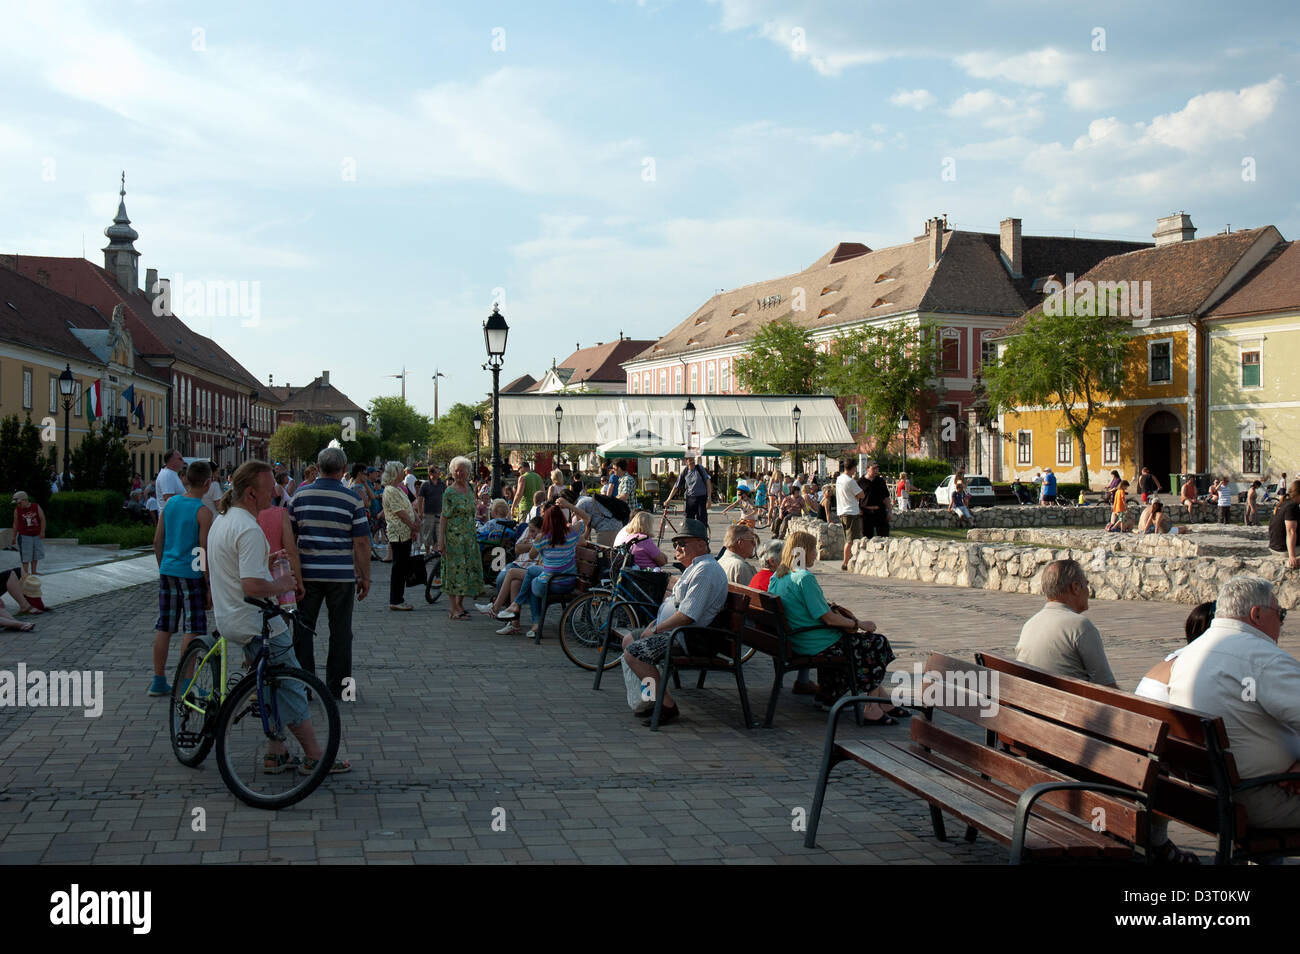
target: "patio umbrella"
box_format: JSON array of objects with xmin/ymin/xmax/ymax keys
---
[
  {"xmin": 699, "ymin": 427, "xmax": 781, "ymax": 457},
  {"xmin": 595, "ymin": 429, "xmax": 686, "ymax": 459}
]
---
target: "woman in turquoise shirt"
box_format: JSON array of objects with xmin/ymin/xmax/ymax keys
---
[{"xmin": 767, "ymin": 529, "xmax": 899, "ymax": 723}]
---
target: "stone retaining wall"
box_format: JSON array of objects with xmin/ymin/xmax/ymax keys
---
[
  {"xmin": 966, "ymin": 526, "xmax": 1270, "ymax": 558},
  {"xmin": 846, "ymin": 535, "xmax": 1300, "ymax": 608}
]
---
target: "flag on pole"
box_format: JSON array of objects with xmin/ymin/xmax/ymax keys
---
[
  {"xmin": 122, "ymin": 384, "xmax": 136, "ymax": 409},
  {"xmin": 85, "ymin": 379, "xmax": 102, "ymax": 419},
  {"xmin": 133, "ymin": 398, "xmax": 145, "ymax": 429}
]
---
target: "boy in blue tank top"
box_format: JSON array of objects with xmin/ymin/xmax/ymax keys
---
[{"xmin": 149, "ymin": 460, "xmax": 214, "ymax": 696}]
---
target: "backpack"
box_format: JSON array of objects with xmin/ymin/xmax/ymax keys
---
[{"xmin": 593, "ymin": 492, "xmax": 630, "ymax": 524}]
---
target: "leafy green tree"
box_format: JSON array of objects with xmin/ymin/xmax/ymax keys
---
[
  {"xmin": 370, "ymin": 396, "xmax": 431, "ymax": 455},
  {"xmin": 69, "ymin": 420, "xmax": 132, "ymax": 494},
  {"xmin": 983, "ymin": 309, "xmax": 1129, "ymax": 487},
  {"xmin": 821, "ymin": 321, "xmax": 939, "ymax": 458},
  {"xmin": 733, "ymin": 317, "xmax": 821, "ymax": 394},
  {"xmin": 269, "ymin": 423, "xmax": 331, "ymax": 468},
  {"xmin": 0, "ymin": 415, "xmax": 52, "ymax": 505},
  {"xmin": 426, "ymin": 402, "xmax": 486, "ymax": 465}
]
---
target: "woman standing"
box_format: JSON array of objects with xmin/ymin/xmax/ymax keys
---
[
  {"xmin": 381, "ymin": 460, "xmax": 419, "ymax": 611},
  {"xmin": 439, "ymin": 456, "xmax": 481, "ymax": 620}
]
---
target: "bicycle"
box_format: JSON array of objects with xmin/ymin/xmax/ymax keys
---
[
  {"xmin": 655, "ymin": 506, "xmax": 681, "ymax": 546},
  {"xmin": 169, "ymin": 597, "xmax": 342, "ymax": 810}
]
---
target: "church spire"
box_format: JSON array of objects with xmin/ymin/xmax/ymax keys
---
[{"xmin": 102, "ymin": 171, "xmax": 140, "ymax": 293}]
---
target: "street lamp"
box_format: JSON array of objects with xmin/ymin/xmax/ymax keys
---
[
  {"xmin": 791, "ymin": 404, "xmax": 802, "ymax": 476},
  {"xmin": 683, "ymin": 398, "xmax": 696, "ymax": 452},
  {"xmin": 483, "ymin": 303, "xmax": 509, "ymax": 498},
  {"xmin": 240, "ymin": 420, "xmax": 249, "ymax": 464},
  {"xmin": 58, "ymin": 365, "xmax": 75, "ymax": 489},
  {"xmin": 472, "ymin": 411, "xmax": 483, "ymax": 475},
  {"xmin": 554, "ymin": 404, "xmax": 563, "ymax": 470},
  {"xmin": 899, "ymin": 413, "xmax": 910, "ymax": 475}
]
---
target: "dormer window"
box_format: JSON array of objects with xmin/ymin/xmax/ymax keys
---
[
  {"xmin": 872, "ymin": 297, "xmax": 893, "ymax": 309},
  {"xmin": 818, "ymin": 308, "xmax": 836, "ymax": 319}
]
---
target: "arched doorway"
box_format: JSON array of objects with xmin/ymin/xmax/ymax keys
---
[{"xmin": 1141, "ymin": 411, "xmax": 1182, "ymax": 492}]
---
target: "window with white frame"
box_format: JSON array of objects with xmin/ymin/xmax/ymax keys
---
[
  {"xmin": 72, "ymin": 381, "xmax": 82, "ymax": 418},
  {"xmin": 1240, "ymin": 348, "xmax": 1261, "ymax": 388},
  {"xmin": 1016, "ymin": 430, "xmax": 1032, "ymax": 465},
  {"xmin": 1148, "ymin": 338, "xmax": 1173, "ymax": 384},
  {"xmin": 643, "ymin": 372, "xmax": 650, "ymax": 394},
  {"xmin": 49, "ymin": 374, "xmax": 58, "ymax": 414},
  {"xmin": 940, "ymin": 329, "xmax": 961, "ymax": 374},
  {"xmin": 846, "ymin": 405, "xmax": 859, "ymax": 433},
  {"xmin": 689, "ymin": 365, "xmax": 698, "ymax": 393},
  {"xmin": 720, "ymin": 360, "xmax": 729, "ymax": 393},
  {"xmin": 1243, "ymin": 437, "xmax": 1263, "ymax": 474},
  {"xmin": 981, "ymin": 337, "xmax": 997, "ymax": 368},
  {"xmin": 659, "ymin": 369, "xmax": 667, "ymax": 393},
  {"xmin": 1102, "ymin": 427, "xmax": 1120, "ymax": 465},
  {"xmin": 24, "ymin": 368, "xmax": 34, "ymax": 409},
  {"xmin": 674, "ymin": 367, "xmax": 682, "ymax": 392},
  {"xmin": 632, "ymin": 375, "xmax": 639, "ymax": 394},
  {"xmin": 1056, "ymin": 430, "xmax": 1073, "ymax": 465},
  {"xmin": 707, "ymin": 363, "xmax": 716, "ymax": 393}
]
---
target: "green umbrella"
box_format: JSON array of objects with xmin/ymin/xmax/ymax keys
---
[
  {"xmin": 699, "ymin": 427, "xmax": 781, "ymax": 457},
  {"xmin": 596, "ymin": 430, "xmax": 686, "ymax": 459}
]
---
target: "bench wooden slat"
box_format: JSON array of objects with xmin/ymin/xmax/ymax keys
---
[{"xmin": 911, "ymin": 718, "xmax": 1145, "ymax": 845}]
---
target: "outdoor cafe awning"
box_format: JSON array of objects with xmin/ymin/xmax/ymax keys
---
[{"xmin": 495, "ymin": 394, "xmax": 853, "ymax": 450}]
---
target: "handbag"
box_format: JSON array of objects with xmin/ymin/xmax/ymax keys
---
[{"xmin": 406, "ymin": 555, "xmax": 428, "ymax": 588}]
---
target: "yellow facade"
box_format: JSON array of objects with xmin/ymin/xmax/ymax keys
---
[
  {"xmin": 1207, "ymin": 311, "xmax": 1300, "ymax": 482},
  {"xmin": 1000, "ymin": 325, "xmax": 1192, "ymax": 489}
]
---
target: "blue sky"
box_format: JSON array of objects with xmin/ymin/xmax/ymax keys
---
[{"xmin": 3, "ymin": 0, "xmax": 1298, "ymax": 415}]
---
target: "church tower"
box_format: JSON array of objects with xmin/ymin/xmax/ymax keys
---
[{"xmin": 102, "ymin": 171, "xmax": 140, "ymax": 294}]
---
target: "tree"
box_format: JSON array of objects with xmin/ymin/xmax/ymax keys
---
[
  {"xmin": 732, "ymin": 317, "xmax": 821, "ymax": 394},
  {"xmin": 821, "ymin": 321, "xmax": 939, "ymax": 458},
  {"xmin": 983, "ymin": 309, "xmax": 1129, "ymax": 487},
  {"xmin": 0, "ymin": 415, "xmax": 52, "ymax": 505},
  {"xmin": 269, "ymin": 423, "xmax": 331, "ymax": 468},
  {"xmin": 69, "ymin": 420, "xmax": 132, "ymax": 493},
  {"xmin": 369, "ymin": 396, "xmax": 431, "ymax": 456}
]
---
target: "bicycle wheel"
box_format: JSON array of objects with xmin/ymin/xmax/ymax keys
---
[
  {"xmin": 425, "ymin": 554, "xmax": 442, "ymax": 604},
  {"xmin": 559, "ymin": 590, "xmax": 617, "ymax": 671},
  {"xmin": 170, "ymin": 638, "xmax": 221, "ymax": 767},
  {"xmin": 215, "ymin": 665, "xmax": 341, "ymax": 810}
]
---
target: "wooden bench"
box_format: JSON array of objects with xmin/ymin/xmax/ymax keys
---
[
  {"xmin": 731, "ymin": 583, "xmax": 862, "ymax": 728},
  {"xmin": 532, "ymin": 544, "xmax": 602, "ymax": 644},
  {"xmin": 977, "ymin": 651, "xmax": 1300, "ymax": 865},
  {"xmin": 607, "ymin": 588, "xmax": 754, "ymax": 731},
  {"xmin": 806, "ymin": 651, "xmax": 1168, "ymax": 863}
]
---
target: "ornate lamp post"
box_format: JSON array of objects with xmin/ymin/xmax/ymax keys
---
[
  {"xmin": 683, "ymin": 398, "xmax": 695, "ymax": 452},
  {"xmin": 483, "ymin": 304, "xmax": 509, "ymax": 498},
  {"xmin": 472, "ymin": 410, "xmax": 483, "ymax": 475},
  {"xmin": 240, "ymin": 420, "xmax": 249, "ymax": 464},
  {"xmin": 791, "ymin": 404, "xmax": 802, "ymax": 476},
  {"xmin": 554, "ymin": 403, "xmax": 563, "ymax": 470},
  {"xmin": 58, "ymin": 364, "xmax": 76, "ymax": 489},
  {"xmin": 899, "ymin": 413, "xmax": 910, "ymax": 475}
]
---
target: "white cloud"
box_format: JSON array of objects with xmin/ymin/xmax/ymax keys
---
[
  {"xmin": 954, "ymin": 47, "xmax": 1071, "ymax": 87},
  {"xmin": 948, "ymin": 90, "xmax": 1044, "ymax": 130},
  {"xmin": 1139, "ymin": 76, "xmax": 1285, "ymax": 151},
  {"xmin": 890, "ymin": 88, "xmax": 936, "ymax": 110}
]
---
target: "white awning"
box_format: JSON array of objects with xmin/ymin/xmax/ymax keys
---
[{"xmin": 495, "ymin": 394, "xmax": 853, "ymax": 448}]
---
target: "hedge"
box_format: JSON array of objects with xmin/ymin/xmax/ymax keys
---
[
  {"xmin": 73, "ymin": 523, "xmax": 157, "ymax": 548},
  {"xmin": 2, "ymin": 490, "xmax": 129, "ymax": 537}
]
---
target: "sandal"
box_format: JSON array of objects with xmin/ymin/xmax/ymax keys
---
[
  {"xmin": 388, "ymin": 603, "xmax": 413, "ymax": 611},
  {"xmin": 3, "ymin": 622, "xmax": 35, "ymax": 633},
  {"xmin": 300, "ymin": 756, "xmax": 352, "ymax": 775},
  {"xmin": 449, "ymin": 611, "xmax": 471, "ymax": 621},
  {"xmin": 263, "ymin": 753, "xmax": 302, "ymax": 775}
]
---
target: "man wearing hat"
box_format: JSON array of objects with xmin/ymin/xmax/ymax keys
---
[
  {"xmin": 11, "ymin": 491, "xmax": 46, "ymax": 576},
  {"xmin": 620, "ymin": 518, "xmax": 728, "ymax": 726},
  {"xmin": 664, "ymin": 455, "xmax": 713, "ymax": 526},
  {"xmin": 1041, "ymin": 467, "xmax": 1058, "ymax": 506}
]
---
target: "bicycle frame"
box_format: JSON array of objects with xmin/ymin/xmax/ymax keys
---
[{"xmin": 180, "ymin": 635, "xmax": 229, "ymax": 717}]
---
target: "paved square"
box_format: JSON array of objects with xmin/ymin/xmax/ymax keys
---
[{"xmin": 0, "ymin": 558, "xmax": 1244, "ymax": 864}]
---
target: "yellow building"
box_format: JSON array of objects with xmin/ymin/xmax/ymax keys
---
[
  {"xmin": 994, "ymin": 218, "xmax": 1284, "ymax": 490},
  {"xmin": 0, "ymin": 266, "xmax": 166, "ymax": 477},
  {"xmin": 1205, "ymin": 241, "xmax": 1300, "ymax": 484}
]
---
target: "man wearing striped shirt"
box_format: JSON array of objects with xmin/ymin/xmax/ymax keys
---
[{"xmin": 288, "ymin": 446, "xmax": 371, "ymax": 699}]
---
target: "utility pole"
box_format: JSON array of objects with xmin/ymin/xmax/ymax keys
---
[
  {"xmin": 432, "ymin": 368, "xmax": 445, "ymax": 421},
  {"xmin": 389, "ymin": 367, "xmax": 407, "ymax": 401}
]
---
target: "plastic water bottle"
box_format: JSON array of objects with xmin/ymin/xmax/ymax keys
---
[{"xmin": 272, "ymin": 555, "xmax": 296, "ymax": 610}]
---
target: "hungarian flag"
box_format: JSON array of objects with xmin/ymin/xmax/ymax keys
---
[{"xmin": 85, "ymin": 379, "xmax": 102, "ymax": 419}]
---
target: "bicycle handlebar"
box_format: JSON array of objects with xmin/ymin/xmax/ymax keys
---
[{"xmin": 242, "ymin": 595, "xmax": 317, "ymax": 637}]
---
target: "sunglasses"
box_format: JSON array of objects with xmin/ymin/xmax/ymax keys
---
[{"xmin": 1272, "ymin": 605, "xmax": 1288, "ymax": 622}]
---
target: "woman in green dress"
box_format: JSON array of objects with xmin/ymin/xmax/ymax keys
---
[{"xmin": 438, "ymin": 456, "xmax": 482, "ymax": 620}]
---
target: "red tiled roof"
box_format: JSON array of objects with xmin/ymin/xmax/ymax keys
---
[
  {"xmin": 0, "ymin": 265, "xmax": 109, "ymax": 365},
  {"xmin": 552, "ymin": 340, "xmax": 655, "ymax": 384},
  {"xmin": 1206, "ymin": 241, "xmax": 1300, "ymax": 318},
  {"xmin": 5, "ymin": 255, "xmax": 263, "ymax": 390}
]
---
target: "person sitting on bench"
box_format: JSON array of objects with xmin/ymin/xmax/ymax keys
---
[{"xmin": 1013, "ymin": 559, "xmax": 1118, "ymax": 688}]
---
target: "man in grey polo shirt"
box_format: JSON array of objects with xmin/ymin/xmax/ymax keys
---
[
  {"xmin": 621, "ymin": 519, "xmax": 727, "ymax": 726},
  {"xmin": 1014, "ymin": 559, "xmax": 1117, "ymax": 687},
  {"xmin": 664, "ymin": 455, "xmax": 713, "ymax": 526}
]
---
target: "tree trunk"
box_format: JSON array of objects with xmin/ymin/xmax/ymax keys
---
[{"xmin": 1074, "ymin": 428, "xmax": 1090, "ymax": 490}]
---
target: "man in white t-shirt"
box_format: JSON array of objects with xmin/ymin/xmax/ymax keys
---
[
  {"xmin": 402, "ymin": 467, "xmax": 417, "ymax": 497},
  {"xmin": 155, "ymin": 449, "xmax": 186, "ymax": 509},
  {"xmin": 206, "ymin": 460, "xmax": 350, "ymax": 774},
  {"xmin": 834, "ymin": 459, "xmax": 865, "ymax": 571}
]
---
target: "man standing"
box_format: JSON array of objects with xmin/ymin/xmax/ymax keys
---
[
  {"xmin": 1014, "ymin": 559, "xmax": 1118, "ymax": 687},
  {"xmin": 858, "ymin": 462, "xmax": 890, "ymax": 540},
  {"xmin": 621, "ymin": 519, "xmax": 728, "ymax": 726},
  {"xmin": 1040, "ymin": 467, "xmax": 1058, "ymax": 505},
  {"xmin": 417, "ymin": 464, "xmax": 446, "ymax": 554},
  {"xmin": 664, "ymin": 454, "xmax": 713, "ymax": 526},
  {"xmin": 1137, "ymin": 466, "xmax": 1160, "ymax": 504},
  {"xmin": 207, "ymin": 459, "xmax": 350, "ymax": 773},
  {"xmin": 155, "ymin": 449, "xmax": 186, "ymax": 510},
  {"xmin": 613, "ymin": 459, "xmax": 638, "ymax": 509},
  {"xmin": 513, "ymin": 461, "xmax": 544, "ymax": 519},
  {"xmin": 834, "ymin": 459, "xmax": 864, "ymax": 572},
  {"xmin": 1170, "ymin": 575, "xmax": 1300, "ymax": 829},
  {"xmin": 716, "ymin": 524, "xmax": 758, "ymax": 585},
  {"xmin": 1217, "ymin": 476, "xmax": 1233, "ymax": 524},
  {"xmin": 1268, "ymin": 479, "xmax": 1300, "ymax": 570},
  {"xmin": 288, "ymin": 447, "xmax": 371, "ymax": 700}
]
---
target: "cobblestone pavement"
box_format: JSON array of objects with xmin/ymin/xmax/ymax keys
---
[{"xmin": 0, "ymin": 554, "xmax": 1273, "ymax": 865}]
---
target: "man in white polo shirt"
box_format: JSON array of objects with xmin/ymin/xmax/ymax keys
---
[
  {"xmin": 834, "ymin": 459, "xmax": 865, "ymax": 572},
  {"xmin": 155, "ymin": 448, "xmax": 186, "ymax": 509}
]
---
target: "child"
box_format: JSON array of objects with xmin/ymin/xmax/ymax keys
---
[
  {"xmin": 149, "ymin": 460, "xmax": 213, "ymax": 696},
  {"xmin": 10, "ymin": 491, "xmax": 46, "ymax": 576}
]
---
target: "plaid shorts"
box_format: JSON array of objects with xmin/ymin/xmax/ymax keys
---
[{"xmin": 155, "ymin": 574, "xmax": 208, "ymax": 635}]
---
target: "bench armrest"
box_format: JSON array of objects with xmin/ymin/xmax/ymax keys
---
[
  {"xmin": 665, "ymin": 623, "xmax": 745, "ymax": 659},
  {"xmin": 813, "ymin": 693, "xmax": 903, "ymax": 781},
  {"xmin": 1011, "ymin": 781, "xmax": 1150, "ymax": 865}
]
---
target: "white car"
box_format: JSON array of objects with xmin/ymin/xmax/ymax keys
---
[{"xmin": 934, "ymin": 475, "xmax": 996, "ymax": 507}]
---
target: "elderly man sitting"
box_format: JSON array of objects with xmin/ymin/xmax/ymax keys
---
[
  {"xmin": 1169, "ymin": 575, "xmax": 1300, "ymax": 830},
  {"xmin": 620, "ymin": 519, "xmax": 728, "ymax": 726},
  {"xmin": 716, "ymin": 523, "xmax": 758, "ymax": 585},
  {"xmin": 1014, "ymin": 559, "xmax": 1118, "ymax": 687}
]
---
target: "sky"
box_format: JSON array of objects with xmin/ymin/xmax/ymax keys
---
[{"xmin": 3, "ymin": 0, "xmax": 1298, "ymax": 417}]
